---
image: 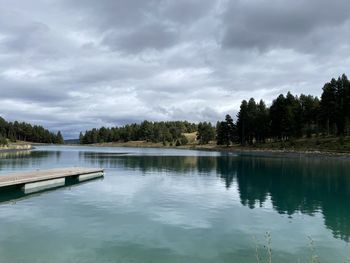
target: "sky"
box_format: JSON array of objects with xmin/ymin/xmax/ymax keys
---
[{"xmin": 1, "ymin": 0, "xmax": 350, "ymax": 139}]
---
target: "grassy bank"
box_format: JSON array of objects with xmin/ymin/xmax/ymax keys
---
[{"xmin": 235, "ymin": 136, "xmax": 350, "ymax": 153}]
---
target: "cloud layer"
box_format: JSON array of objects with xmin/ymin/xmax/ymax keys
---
[{"xmin": 1, "ymin": 0, "xmax": 350, "ymax": 138}]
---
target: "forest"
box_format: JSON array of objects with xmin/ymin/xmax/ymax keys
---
[
  {"xmin": 216, "ymin": 74, "xmax": 350, "ymax": 146},
  {"xmin": 7, "ymin": 71, "xmax": 346, "ymax": 148},
  {"xmin": 80, "ymin": 74, "xmax": 350, "ymax": 148},
  {"xmin": 0, "ymin": 117, "xmax": 64, "ymax": 146},
  {"xmin": 79, "ymin": 121, "xmax": 197, "ymax": 145}
]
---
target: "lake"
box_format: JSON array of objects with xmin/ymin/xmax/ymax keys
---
[{"xmin": 0, "ymin": 146, "xmax": 349, "ymax": 262}]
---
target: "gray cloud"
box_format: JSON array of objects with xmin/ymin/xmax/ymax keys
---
[
  {"xmin": 221, "ymin": 0, "xmax": 350, "ymax": 52},
  {"xmin": 102, "ymin": 23, "xmax": 178, "ymax": 52},
  {"xmin": 64, "ymin": 0, "xmax": 162, "ymax": 29},
  {"xmin": 0, "ymin": 0, "xmax": 350, "ymax": 138},
  {"xmin": 158, "ymin": 0, "xmax": 216, "ymax": 24}
]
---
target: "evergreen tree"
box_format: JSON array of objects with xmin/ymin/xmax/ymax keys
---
[
  {"xmin": 216, "ymin": 121, "xmax": 228, "ymax": 146},
  {"xmin": 79, "ymin": 74, "xmax": 350, "ymax": 147},
  {"xmin": 225, "ymin": 114, "xmax": 236, "ymax": 143},
  {"xmin": 0, "ymin": 116, "xmax": 64, "ymax": 144},
  {"xmin": 56, "ymin": 131, "xmax": 64, "ymax": 144},
  {"xmin": 333, "ymin": 75, "xmax": 350, "ymax": 135},
  {"xmin": 320, "ymin": 79, "xmax": 337, "ymax": 135},
  {"xmin": 237, "ymin": 100, "xmax": 249, "ymax": 145},
  {"xmin": 300, "ymin": 94, "xmax": 320, "ymax": 136},
  {"xmin": 197, "ymin": 122, "xmax": 215, "ymax": 144},
  {"xmin": 255, "ymin": 100, "xmax": 270, "ymax": 143},
  {"xmin": 79, "ymin": 132, "xmax": 84, "ymax": 144},
  {"xmin": 216, "ymin": 115, "xmax": 236, "ymax": 146},
  {"xmin": 79, "ymin": 121, "xmax": 198, "ymax": 145}
]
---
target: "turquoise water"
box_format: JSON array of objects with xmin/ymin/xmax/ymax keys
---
[{"xmin": 0, "ymin": 146, "xmax": 349, "ymax": 262}]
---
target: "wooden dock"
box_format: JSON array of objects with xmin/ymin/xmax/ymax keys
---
[{"xmin": 0, "ymin": 167, "xmax": 104, "ymax": 194}]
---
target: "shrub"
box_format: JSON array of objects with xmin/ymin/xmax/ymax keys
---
[
  {"xmin": 180, "ymin": 135, "xmax": 188, "ymax": 145},
  {"xmin": 0, "ymin": 136, "xmax": 8, "ymax": 146}
]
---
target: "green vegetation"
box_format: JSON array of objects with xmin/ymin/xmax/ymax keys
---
[
  {"xmin": 242, "ymin": 136, "xmax": 350, "ymax": 152},
  {"xmin": 80, "ymin": 121, "xmax": 197, "ymax": 145},
  {"xmin": 217, "ymin": 74, "xmax": 350, "ymax": 148},
  {"xmin": 0, "ymin": 135, "xmax": 7, "ymax": 146},
  {"xmin": 197, "ymin": 122, "xmax": 215, "ymax": 144},
  {"xmin": 253, "ymin": 233, "xmax": 324, "ymax": 263},
  {"xmin": 80, "ymin": 74, "xmax": 350, "ymax": 152},
  {"xmin": 0, "ymin": 116, "xmax": 64, "ymax": 144},
  {"xmin": 216, "ymin": 114, "xmax": 236, "ymax": 146},
  {"xmin": 254, "ymin": 232, "xmax": 272, "ymax": 263}
]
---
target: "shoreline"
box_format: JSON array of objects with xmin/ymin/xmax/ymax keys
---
[
  {"xmin": 8, "ymin": 141, "xmax": 350, "ymax": 159},
  {"xmin": 0, "ymin": 144, "xmax": 34, "ymax": 153},
  {"xmin": 190, "ymin": 146, "xmax": 350, "ymax": 159},
  {"xmin": 77, "ymin": 142, "xmax": 350, "ymax": 158}
]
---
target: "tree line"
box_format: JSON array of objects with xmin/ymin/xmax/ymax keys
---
[
  {"xmin": 79, "ymin": 74, "xmax": 349, "ymax": 147},
  {"xmin": 0, "ymin": 117, "xmax": 64, "ymax": 145},
  {"xmin": 216, "ymin": 74, "xmax": 350, "ymax": 145},
  {"xmin": 80, "ymin": 121, "xmax": 197, "ymax": 145}
]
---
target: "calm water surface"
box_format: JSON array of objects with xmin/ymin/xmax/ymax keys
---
[{"xmin": 0, "ymin": 146, "xmax": 349, "ymax": 262}]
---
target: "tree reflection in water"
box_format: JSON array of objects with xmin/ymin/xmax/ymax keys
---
[{"xmin": 82, "ymin": 152, "xmax": 350, "ymax": 242}]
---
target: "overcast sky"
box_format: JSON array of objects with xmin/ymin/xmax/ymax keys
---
[{"xmin": 1, "ymin": 0, "xmax": 350, "ymax": 138}]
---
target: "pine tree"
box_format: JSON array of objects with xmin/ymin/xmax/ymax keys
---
[
  {"xmin": 56, "ymin": 131, "xmax": 64, "ymax": 144},
  {"xmin": 237, "ymin": 100, "xmax": 249, "ymax": 145},
  {"xmin": 216, "ymin": 121, "xmax": 228, "ymax": 146},
  {"xmin": 197, "ymin": 122, "xmax": 215, "ymax": 144},
  {"xmin": 79, "ymin": 132, "xmax": 84, "ymax": 144},
  {"xmin": 320, "ymin": 79, "xmax": 337, "ymax": 135},
  {"xmin": 255, "ymin": 100, "xmax": 269, "ymax": 143},
  {"xmin": 216, "ymin": 115, "xmax": 236, "ymax": 146}
]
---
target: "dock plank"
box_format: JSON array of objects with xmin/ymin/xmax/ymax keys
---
[{"xmin": 0, "ymin": 167, "xmax": 104, "ymax": 188}]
